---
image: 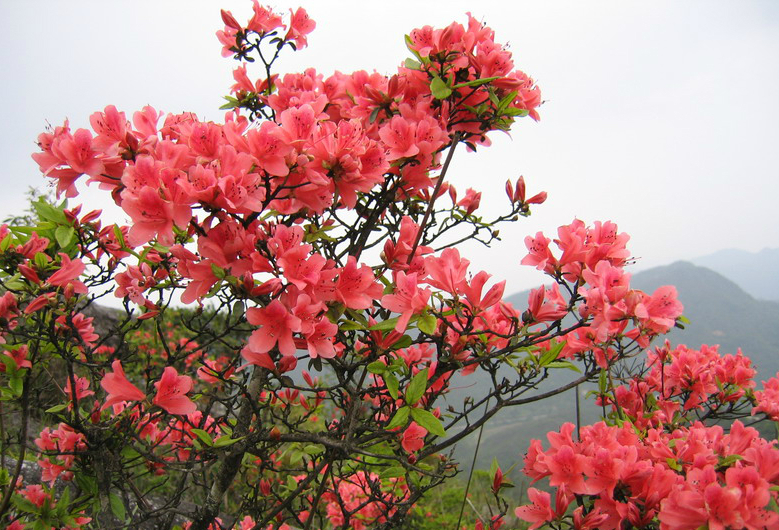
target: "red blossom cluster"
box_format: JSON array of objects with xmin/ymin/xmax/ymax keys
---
[{"xmin": 2, "ymin": 2, "xmax": 777, "ymax": 529}]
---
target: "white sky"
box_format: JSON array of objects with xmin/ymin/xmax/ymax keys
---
[{"xmin": 1, "ymin": 1, "xmax": 778, "ymax": 295}]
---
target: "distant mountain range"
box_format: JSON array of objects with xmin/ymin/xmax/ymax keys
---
[
  {"xmin": 690, "ymin": 248, "xmax": 779, "ymax": 302},
  {"xmin": 447, "ymin": 259, "xmax": 779, "ymax": 476}
]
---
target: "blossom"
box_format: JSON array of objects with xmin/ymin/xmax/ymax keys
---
[
  {"xmin": 401, "ymin": 421, "xmax": 427, "ymax": 453},
  {"xmin": 245, "ymin": 300, "xmax": 302, "ymax": 357},
  {"xmin": 47, "ymin": 253, "xmax": 87, "ymax": 294},
  {"xmin": 100, "ymin": 360, "xmax": 146, "ymax": 410},
  {"xmin": 380, "ymin": 272, "xmax": 430, "ymax": 333},
  {"xmin": 153, "ymin": 366, "xmax": 196, "ymax": 415}
]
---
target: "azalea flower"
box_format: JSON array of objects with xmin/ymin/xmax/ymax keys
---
[
  {"xmin": 153, "ymin": 366, "xmax": 196, "ymax": 415},
  {"xmin": 100, "ymin": 360, "xmax": 146, "ymax": 410}
]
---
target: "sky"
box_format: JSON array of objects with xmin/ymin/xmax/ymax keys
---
[{"xmin": 1, "ymin": 0, "xmax": 777, "ymax": 296}]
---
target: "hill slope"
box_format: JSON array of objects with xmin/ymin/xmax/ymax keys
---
[{"xmin": 690, "ymin": 248, "xmax": 779, "ymax": 302}]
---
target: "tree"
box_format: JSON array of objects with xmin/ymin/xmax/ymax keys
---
[{"xmin": 2, "ymin": 3, "xmax": 779, "ymax": 529}]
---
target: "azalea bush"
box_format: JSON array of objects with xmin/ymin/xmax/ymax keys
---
[{"xmin": 2, "ymin": 2, "xmax": 779, "ymax": 529}]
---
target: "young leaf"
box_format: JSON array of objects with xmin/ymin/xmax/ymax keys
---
[
  {"xmin": 417, "ymin": 313, "xmax": 437, "ymax": 335},
  {"xmin": 213, "ymin": 435, "xmax": 244, "ymax": 448},
  {"xmin": 54, "ymin": 225, "xmax": 75, "ymax": 248},
  {"xmin": 369, "ymin": 317, "xmax": 400, "ymax": 331},
  {"xmin": 190, "ymin": 428, "xmax": 214, "ymax": 447},
  {"xmin": 109, "ymin": 493, "xmax": 126, "ymax": 521},
  {"xmin": 545, "ymin": 360, "xmax": 581, "ymax": 373},
  {"xmin": 410, "ymin": 408, "xmax": 446, "ymax": 437},
  {"xmin": 386, "ymin": 406, "xmax": 410, "ymax": 430},
  {"xmin": 385, "ymin": 373, "xmax": 399, "ymax": 400},
  {"xmin": 452, "ymin": 76, "xmax": 501, "ymax": 89},
  {"xmin": 430, "ymin": 76, "xmax": 452, "ymax": 99},
  {"xmin": 367, "ymin": 361, "xmax": 387, "ymax": 374},
  {"xmin": 405, "ymin": 368, "xmax": 428, "ymax": 405}
]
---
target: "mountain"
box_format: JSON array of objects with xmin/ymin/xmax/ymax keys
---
[
  {"xmin": 448, "ymin": 261, "xmax": 779, "ymax": 475},
  {"xmin": 631, "ymin": 261, "xmax": 779, "ymax": 379},
  {"xmin": 690, "ymin": 248, "xmax": 779, "ymax": 302}
]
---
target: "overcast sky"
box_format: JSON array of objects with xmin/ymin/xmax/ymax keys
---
[{"xmin": 1, "ymin": 1, "xmax": 777, "ymax": 295}]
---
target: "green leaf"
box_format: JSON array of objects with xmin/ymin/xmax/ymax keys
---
[
  {"xmin": 718, "ymin": 454, "xmax": 743, "ymax": 468},
  {"xmin": 404, "ymin": 58, "xmax": 421, "ymax": 70},
  {"xmin": 151, "ymin": 242, "xmax": 170, "ymax": 253},
  {"xmin": 452, "ymin": 76, "xmax": 501, "ymax": 89},
  {"xmin": 55, "ymin": 487, "xmax": 70, "ymax": 518},
  {"xmin": 12, "ymin": 494, "xmax": 40, "ymax": 514},
  {"xmin": 489, "ymin": 457, "xmax": 499, "ymax": 477},
  {"xmin": 380, "ymin": 466, "xmax": 406, "ymax": 479},
  {"xmin": 386, "ymin": 406, "xmax": 410, "ymax": 430},
  {"xmin": 410, "ymin": 408, "xmax": 446, "ymax": 437},
  {"xmin": 666, "ymin": 458, "xmax": 682, "ymax": 472},
  {"xmin": 598, "ymin": 369, "xmax": 609, "ymax": 394},
  {"xmin": 545, "ymin": 360, "xmax": 582, "ymax": 373},
  {"xmin": 430, "ymin": 76, "xmax": 452, "ymax": 100},
  {"xmin": 34, "ymin": 252, "xmax": 49, "ymax": 269},
  {"xmin": 219, "ymin": 96, "xmax": 240, "ymax": 110},
  {"xmin": 0, "ymin": 353, "xmax": 17, "ymax": 372},
  {"xmin": 45, "ymin": 404, "xmax": 68, "ymax": 414},
  {"xmin": 367, "ymin": 361, "xmax": 387, "ymax": 374},
  {"xmin": 390, "ymin": 334, "xmax": 413, "ymax": 349},
  {"xmin": 0, "ymin": 233, "xmax": 13, "ymax": 252},
  {"xmin": 112, "ymin": 225, "xmax": 127, "ymax": 248},
  {"xmin": 369, "ymin": 106, "xmax": 381, "ymax": 124},
  {"xmin": 191, "ymin": 428, "xmax": 213, "ymax": 446},
  {"xmin": 54, "ymin": 226, "xmax": 75, "ymax": 248},
  {"xmin": 404, "ymin": 34, "xmax": 422, "ymax": 61},
  {"xmin": 9, "ymin": 376, "xmax": 23, "ymax": 397},
  {"xmin": 109, "ymin": 493, "xmax": 126, "ymax": 521},
  {"xmin": 75, "ymin": 474, "xmax": 97, "ymax": 496},
  {"xmin": 405, "ymin": 368, "xmax": 428, "ymax": 405},
  {"xmin": 417, "ymin": 313, "xmax": 437, "ymax": 335},
  {"xmin": 385, "ymin": 373, "xmax": 399, "ymax": 400},
  {"xmin": 369, "ymin": 317, "xmax": 400, "ymax": 331},
  {"xmin": 32, "ymin": 199, "xmax": 67, "ymax": 224},
  {"xmin": 303, "ymin": 444, "xmax": 323, "ymax": 456},
  {"xmin": 213, "ymin": 435, "xmax": 244, "ymax": 448},
  {"xmin": 340, "ymin": 320, "xmax": 364, "ymax": 331},
  {"xmin": 497, "ymin": 90, "xmax": 518, "ymax": 112},
  {"xmin": 210, "ymin": 263, "xmax": 226, "ymax": 280},
  {"xmin": 539, "ymin": 340, "xmax": 566, "ymax": 366}
]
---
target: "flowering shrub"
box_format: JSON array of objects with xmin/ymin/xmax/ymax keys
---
[
  {"xmin": 1, "ymin": 2, "xmax": 776, "ymax": 529},
  {"xmin": 516, "ymin": 343, "xmax": 779, "ymax": 529}
]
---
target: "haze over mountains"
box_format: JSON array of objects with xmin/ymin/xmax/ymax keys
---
[
  {"xmin": 448, "ymin": 248, "xmax": 779, "ymax": 474},
  {"xmin": 689, "ymin": 247, "xmax": 779, "ymax": 302}
]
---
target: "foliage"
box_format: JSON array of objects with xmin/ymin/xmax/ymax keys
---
[{"xmin": 0, "ymin": 3, "xmax": 778, "ymax": 530}]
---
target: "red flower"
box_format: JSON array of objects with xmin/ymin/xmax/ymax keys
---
[
  {"xmin": 153, "ymin": 366, "xmax": 196, "ymax": 415},
  {"xmin": 100, "ymin": 360, "xmax": 146, "ymax": 410}
]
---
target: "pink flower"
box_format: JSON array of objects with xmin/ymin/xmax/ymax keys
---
[
  {"xmin": 380, "ymin": 272, "xmax": 431, "ymax": 333},
  {"xmin": 153, "ymin": 366, "xmax": 196, "ymax": 415},
  {"xmin": 246, "ymin": 299, "xmax": 302, "ymax": 357},
  {"xmin": 100, "ymin": 360, "xmax": 146, "ymax": 410},
  {"xmin": 456, "ymin": 188, "xmax": 482, "ymax": 214},
  {"xmin": 285, "ymin": 7, "xmax": 315, "ymax": 48},
  {"xmin": 515, "ymin": 488, "xmax": 555, "ymax": 530},
  {"xmin": 47, "ymin": 253, "xmax": 87, "ymax": 294},
  {"xmin": 334, "ymin": 256, "xmax": 383, "ymax": 310},
  {"xmin": 401, "ymin": 421, "xmax": 427, "ymax": 453}
]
